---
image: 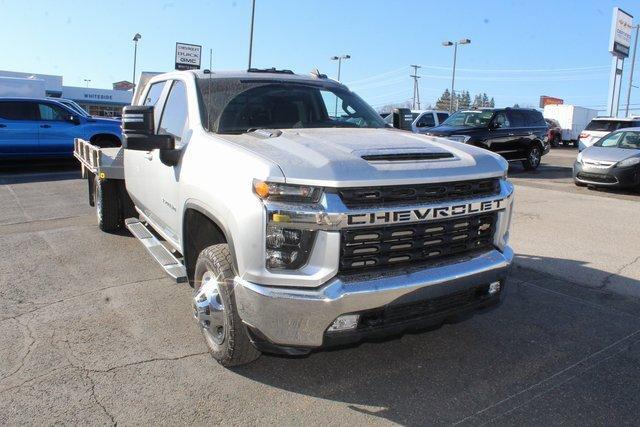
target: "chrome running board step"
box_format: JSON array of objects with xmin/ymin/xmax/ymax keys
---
[{"xmin": 125, "ymin": 218, "xmax": 187, "ymax": 284}]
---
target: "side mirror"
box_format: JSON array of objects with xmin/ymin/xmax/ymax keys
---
[
  {"xmin": 490, "ymin": 122, "xmax": 501, "ymax": 130},
  {"xmin": 67, "ymin": 114, "xmax": 81, "ymax": 125},
  {"xmin": 122, "ymin": 105, "xmax": 175, "ymax": 151}
]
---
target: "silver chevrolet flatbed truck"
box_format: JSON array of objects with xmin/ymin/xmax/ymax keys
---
[{"xmin": 74, "ymin": 68, "xmax": 514, "ymax": 366}]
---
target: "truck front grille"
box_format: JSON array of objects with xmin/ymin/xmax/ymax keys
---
[
  {"xmin": 337, "ymin": 178, "xmax": 500, "ymax": 208},
  {"xmin": 339, "ymin": 213, "xmax": 497, "ymax": 273}
]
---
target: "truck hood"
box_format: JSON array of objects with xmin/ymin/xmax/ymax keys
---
[
  {"xmin": 87, "ymin": 117, "xmax": 121, "ymax": 125},
  {"xmin": 220, "ymin": 128, "xmax": 507, "ymax": 187},
  {"xmin": 582, "ymin": 146, "xmax": 640, "ymax": 163}
]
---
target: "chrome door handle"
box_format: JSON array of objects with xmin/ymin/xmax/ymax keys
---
[
  {"xmin": 144, "ymin": 152, "xmax": 153, "ymax": 160},
  {"xmin": 508, "ymin": 133, "xmax": 515, "ymax": 136},
  {"xmin": 0, "ymin": 124, "xmax": 6, "ymax": 128},
  {"xmin": 40, "ymin": 124, "xmax": 51, "ymax": 128}
]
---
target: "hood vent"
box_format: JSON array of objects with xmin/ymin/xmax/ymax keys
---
[{"xmin": 361, "ymin": 152, "xmax": 454, "ymax": 162}]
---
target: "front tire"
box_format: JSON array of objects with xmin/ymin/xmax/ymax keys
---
[
  {"xmin": 94, "ymin": 177, "xmax": 121, "ymax": 232},
  {"xmin": 193, "ymin": 244, "xmax": 260, "ymax": 367},
  {"xmin": 522, "ymin": 145, "xmax": 542, "ymax": 170}
]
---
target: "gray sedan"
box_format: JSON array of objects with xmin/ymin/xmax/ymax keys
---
[{"xmin": 573, "ymin": 128, "xmax": 640, "ymax": 190}]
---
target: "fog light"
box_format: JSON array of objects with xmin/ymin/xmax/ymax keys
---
[
  {"xmin": 488, "ymin": 281, "xmax": 501, "ymax": 295},
  {"xmin": 327, "ymin": 314, "xmax": 360, "ymax": 332}
]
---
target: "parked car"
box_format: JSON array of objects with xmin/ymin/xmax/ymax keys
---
[
  {"xmin": 384, "ymin": 109, "xmax": 449, "ymax": 133},
  {"xmin": 545, "ymin": 118, "xmax": 562, "ymax": 147},
  {"xmin": 74, "ymin": 69, "xmax": 514, "ymax": 367},
  {"xmin": 0, "ymin": 97, "xmax": 122, "ymax": 159},
  {"xmin": 578, "ymin": 117, "xmax": 640, "ymax": 151},
  {"xmin": 424, "ymin": 108, "xmax": 550, "ymax": 170},
  {"xmin": 574, "ymin": 128, "xmax": 640, "ymax": 190}
]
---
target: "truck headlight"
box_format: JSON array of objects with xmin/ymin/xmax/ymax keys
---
[
  {"xmin": 253, "ymin": 180, "xmax": 323, "ymax": 203},
  {"xmin": 615, "ymin": 157, "xmax": 640, "ymax": 168},
  {"xmin": 448, "ymin": 135, "xmax": 471, "ymax": 143},
  {"xmin": 265, "ymin": 225, "xmax": 316, "ymax": 270}
]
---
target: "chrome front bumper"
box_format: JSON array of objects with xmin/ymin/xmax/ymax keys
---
[{"xmin": 234, "ymin": 246, "xmax": 513, "ymax": 348}]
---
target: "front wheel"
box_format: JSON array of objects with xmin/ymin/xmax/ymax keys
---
[
  {"xmin": 522, "ymin": 145, "xmax": 542, "ymax": 170},
  {"xmin": 193, "ymin": 244, "xmax": 260, "ymax": 367}
]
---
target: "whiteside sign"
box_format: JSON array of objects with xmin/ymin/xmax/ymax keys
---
[
  {"xmin": 609, "ymin": 7, "xmax": 633, "ymax": 58},
  {"xmin": 175, "ymin": 42, "xmax": 202, "ymax": 70}
]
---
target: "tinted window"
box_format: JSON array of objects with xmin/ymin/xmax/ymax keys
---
[
  {"xmin": 493, "ymin": 111, "xmax": 511, "ymax": 128},
  {"xmin": 158, "ymin": 80, "xmax": 188, "ymax": 147},
  {"xmin": 143, "ymin": 82, "xmax": 166, "ymax": 106},
  {"xmin": 416, "ymin": 113, "xmax": 435, "ymax": 127},
  {"xmin": 437, "ymin": 112, "xmax": 449, "ymax": 123},
  {"xmin": 38, "ymin": 103, "xmax": 69, "ymax": 121},
  {"xmin": 0, "ymin": 101, "xmax": 37, "ymax": 120},
  {"xmin": 506, "ymin": 110, "xmax": 525, "ymax": 127},
  {"xmin": 526, "ymin": 111, "xmax": 546, "ymax": 126},
  {"xmin": 442, "ymin": 110, "xmax": 494, "ymax": 127},
  {"xmin": 585, "ymin": 120, "xmax": 635, "ymax": 132}
]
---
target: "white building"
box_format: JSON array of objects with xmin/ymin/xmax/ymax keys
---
[{"xmin": 0, "ymin": 70, "xmax": 133, "ymax": 117}]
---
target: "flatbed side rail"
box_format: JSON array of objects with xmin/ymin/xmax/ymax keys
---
[{"xmin": 73, "ymin": 138, "xmax": 100, "ymax": 177}]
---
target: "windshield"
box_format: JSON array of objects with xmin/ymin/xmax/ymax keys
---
[
  {"xmin": 594, "ymin": 131, "xmax": 640, "ymax": 149},
  {"xmin": 59, "ymin": 99, "xmax": 90, "ymax": 117},
  {"xmin": 441, "ymin": 110, "xmax": 494, "ymax": 127},
  {"xmin": 585, "ymin": 120, "xmax": 634, "ymax": 132},
  {"xmin": 197, "ymin": 78, "xmax": 386, "ymax": 134}
]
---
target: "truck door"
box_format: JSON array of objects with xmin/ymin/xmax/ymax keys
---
[
  {"xmin": 505, "ymin": 110, "xmax": 529, "ymax": 159},
  {"xmin": 0, "ymin": 100, "xmax": 40, "ymax": 157},
  {"xmin": 133, "ymin": 80, "xmax": 189, "ymax": 245},
  {"xmin": 36, "ymin": 102, "xmax": 79, "ymax": 156},
  {"xmin": 485, "ymin": 111, "xmax": 516, "ymax": 159},
  {"xmin": 124, "ymin": 80, "xmax": 168, "ymax": 223},
  {"xmin": 414, "ymin": 112, "xmax": 436, "ymax": 133}
]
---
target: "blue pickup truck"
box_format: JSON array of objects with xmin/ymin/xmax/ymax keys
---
[{"xmin": 0, "ymin": 97, "xmax": 122, "ymax": 159}]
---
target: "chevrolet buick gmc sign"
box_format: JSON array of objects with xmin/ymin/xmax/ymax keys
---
[
  {"xmin": 175, "ymin": 42, "xmax": 202, "ymax": 70},
  {"xmin": 346, "ymin": 199, "xmax": 506, "ymax": 226}
]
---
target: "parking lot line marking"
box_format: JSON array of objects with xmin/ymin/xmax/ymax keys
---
[
  {"xmin": 453, "ymin": 327, "xmax": 640, "ymax": 425},
  {"xmin": 518, "ymin": 279, "xmax": 640, "ymax": 320},
  {"xmin": 3, "ymin": 184, "xmax": 32, "ymax": 221}
]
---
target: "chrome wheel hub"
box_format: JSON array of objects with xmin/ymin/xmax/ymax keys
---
[{"xmin": 193, "ymin": 271, "xmax": 225, "ymax": 345}]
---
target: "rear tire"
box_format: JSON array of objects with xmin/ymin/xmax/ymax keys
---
[
  {"xmin": 94, "ymin": 177, "xmax": 121, "ymax": 232},
  {"xmin": 522, "ymin": 145, "xmax": 542, "ymax": 170},
  {"xmin": 193, "ymin": 244, "xmax": 260, "ymax": 367},
  {"xmin": 551, "ymin": 134, "xmax": 561, "ymax": 147}
]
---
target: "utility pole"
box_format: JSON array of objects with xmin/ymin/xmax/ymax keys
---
[
  {"xmin": 248, "ymin": 0, "xmax": 256, "ymax": 69},
  {"xmin": 209, "ymin": 48, "xmax": 213, "ymax": 71},
  {"xmin": 443, "ymin": 38, "xmax": 471, "ymax": 113},
  {"xmin": 410, "ymin": 65, "xmax": 421, "ymax": 110},
  {"xmin": 625, "ymin": 24, "xmax": 639, "ymax": 117}
]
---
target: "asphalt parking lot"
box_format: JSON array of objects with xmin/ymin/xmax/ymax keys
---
[{"xmin": 1, "ymin": 149, "xmax": 640, "ymax": 425}]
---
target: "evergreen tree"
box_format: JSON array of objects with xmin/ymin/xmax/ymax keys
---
[
  {"xmin": 481, "ymin": 93, "xmax": 489, "ymax": 107},
  {"xmin": 489, "ymin": 97, "xmax": 495, "ymax": 107},
  {"xmin": 435, "ymin": 89, "xmax": 452, "ymax": 111},
  {"xmin": 458, "ymin": 91, "xmax": 471, "ymax": 109}
]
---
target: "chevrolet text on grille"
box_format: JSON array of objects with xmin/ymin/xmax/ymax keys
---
[{"xmin": 346, "ymin": 199, "xmax": 506, "ymax": 226}]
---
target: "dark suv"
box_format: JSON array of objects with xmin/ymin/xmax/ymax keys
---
[{"xmin": 424, "ymin": 108, "xmax": 550, "ymax": 170}]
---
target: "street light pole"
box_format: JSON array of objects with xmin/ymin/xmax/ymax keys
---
[
  {"xmin": 625, "ymin": 25, "xmax": 639, "ymax": 117},
  {"xmin": 132, "ymin": 33, "xmax": 141, "ymax": 91},
  {"xmin": 330, "ymin": 54, "xmax": 350, "ymax": 116},
  {"xmin": 248, "ymin": 0, "xmax": 256, "ymax": 69},
  {"xmin": 443, "ymin": 38, "xmax": 470, "ymax": 113},
  {"xmin": 84, "ymin": 79, "xmax": 91, "ymax": 88}
]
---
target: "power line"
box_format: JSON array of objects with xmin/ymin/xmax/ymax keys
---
[{"xmin": 410, "ymin": 65, "xmax": 421, "ymax": 110}]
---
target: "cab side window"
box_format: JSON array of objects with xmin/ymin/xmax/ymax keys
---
[
  {"xmin": 416, "ymin": 113, "xmax": 435, "ymax": 128},
  {"xmin": 493, "ymin": 112, "xmax": 510, "ymax": 128},
  {"xmin": 143, "ymin": 82, "xmax": 165, "ymax": 106},
  {"xmin": 158, "ymin": 81, "xmax": 188, "ymax": 148},
  {"xmin": 38, "ymin": 103, "xmax": 69, "ymax": 121},
  {"xmin": 0, "ymin": 101, "xmax": 37, "ymax": 120},
  {"xmin": 506, "ymin": 111, "xmax": 525, "ymax": 128}
]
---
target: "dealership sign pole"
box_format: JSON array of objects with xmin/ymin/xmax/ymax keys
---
[
  {"xmin": 175, "ymin": 42, "xmax": 202, "ymax": 71},
  {"xmin": 607, "ymin": 7, "xmax": 633, "ymax": 118}
]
